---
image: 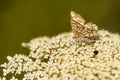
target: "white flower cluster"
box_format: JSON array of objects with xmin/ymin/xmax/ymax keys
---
[{"xmin": 1, "ymin": 30, "xmax": 120, "ymax": 80}]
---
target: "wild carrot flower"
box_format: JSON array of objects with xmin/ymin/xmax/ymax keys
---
[{"xmin": 0, "ymin": 30, "xmax": 120, "ymax": 80}]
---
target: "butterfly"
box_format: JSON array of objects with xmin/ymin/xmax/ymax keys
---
[{"xmin": 70, "ymin": 11, "xmax": 99, "ymax": 43}]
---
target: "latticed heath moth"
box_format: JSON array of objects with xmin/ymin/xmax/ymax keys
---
[{"xmin": 70, "ymin": 11, "xmax": 99, "ymax": 43}]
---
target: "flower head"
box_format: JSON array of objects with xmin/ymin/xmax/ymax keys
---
[{"xmin": 1, "ymin": 29, "xmax": 120, "ymax": 80}]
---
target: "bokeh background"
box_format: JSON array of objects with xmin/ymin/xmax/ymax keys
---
[{"xmin": 0, "ymin": 0, "xmax": 120, "ymax": 75}]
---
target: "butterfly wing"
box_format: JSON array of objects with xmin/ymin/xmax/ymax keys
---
[
  {"xmin": 70, "ymin": 11, "xmax": 85, "ymax": 24},
  {"xmin": 70, "ymin": 11, "xmax": 86, "ymax": 38},
  {"xmin": 85, "ymin": 22, "xmax": 98, "ymax": 37}
]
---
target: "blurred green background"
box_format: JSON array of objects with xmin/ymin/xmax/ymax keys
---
[{"xmin": 0, "ymin": 0, "xmax": 120, "ymax": 75}]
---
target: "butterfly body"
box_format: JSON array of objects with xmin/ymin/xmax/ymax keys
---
[{"xmin": 70, "ymin": 11, "xmax": 98, "ymax": 43}]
